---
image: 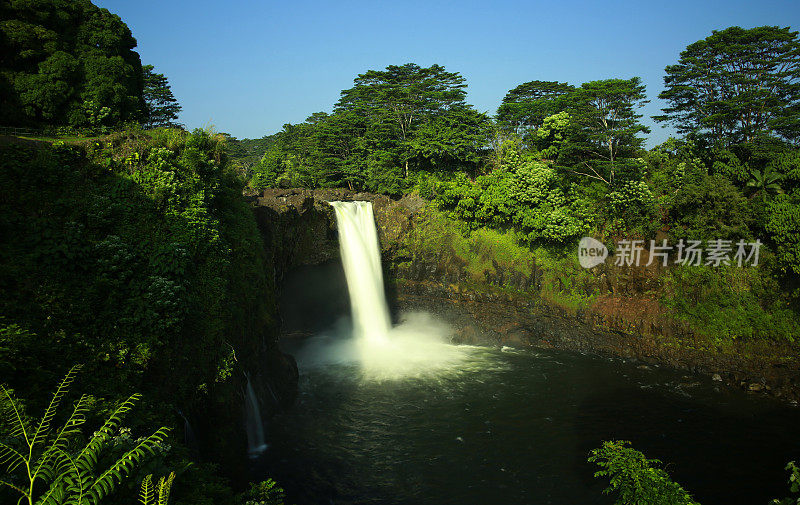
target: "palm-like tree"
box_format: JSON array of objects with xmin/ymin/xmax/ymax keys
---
[{"xmin": 746, "ymin": 168, "xmax": 784, "ymax": 197}]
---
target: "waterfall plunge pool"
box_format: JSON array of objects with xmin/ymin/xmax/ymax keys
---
[
  {"xmin": 254, "ymin": 202, "xmax": 800, "ymax": 504},
  {"xmin": 256, "ymin": 343, "xmax": 800, "ymax": 505}
]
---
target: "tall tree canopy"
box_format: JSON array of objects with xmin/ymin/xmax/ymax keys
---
[
  {"xmin": 336, "ymin": 63, "xmax": 474, "ymax": 177},
  {"xmin": 566, "ymin": 77, "xmax": 650, "ymax": 182},
  {"xmin": 142, "ymin": 64, "xmax": 182, "ymax": 128},
  {"xmin": 496, "ymin": 80, "xmax": 575, "ymax": 135},
  {"xmin": 495, "ymin": 77, "xmax": 650, "ymax": 184},
  {"xmin": 250, "ymin": 63, "xmax": 491, "ymax": 193},
  {"xmin": 655, "ymin": 26, "xmax": 800, "ymax": 145},
  {"xmin": 0, "ymin": 0, "xmax": 144, "ymax": 128},
  {"xmin": 336, "ymin": 63, "xmax": 468, "ymax": 136}
]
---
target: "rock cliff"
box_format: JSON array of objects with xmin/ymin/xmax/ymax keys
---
[{"xmin": 250, "ymin": 188, "xmax": 800, "ymax": 402}]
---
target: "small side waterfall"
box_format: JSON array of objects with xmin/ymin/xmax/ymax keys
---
[
  {"xmin": 244, "ymin": 375, "xmax": 268, "ymax": 457},
  {"xmin": 330, "ymin": 201, "xmax": 391, "ymax": 344},
  {"xmin": 176, "ymin": 409, "xmax": 198, "ymax": 455}
]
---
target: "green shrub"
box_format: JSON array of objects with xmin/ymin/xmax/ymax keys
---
[
  {"xmin": 668, "ymin": 173, "xmax": 752, "ymax": 242},
  {"xmin": 771, "ymin": 461, "xmax": 800, "ymax": 505},
  {"xmin": 766, "ymin": 190, "xmax": 800, "ymax": 277},
  {"xmin": 241, "ymin": 479, "xmax": 287, "ymax": 505},
  {"xmin": 588, "ymin": 441, "xmax": 699, "ymax": 505},
  {"xmin": 432, "ymin": 147, "xmax": 592, "ymax": 245},
  {"xmin": 663, "ymin": 265, "xmax": 800, "ymax": 343}
]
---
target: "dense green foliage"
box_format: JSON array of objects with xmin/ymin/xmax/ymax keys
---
[
  {"xmin": 588, "ymin": 441, "xmax": 699, "ymax": 505},
  {"xmin": 428, "ymin": 141, "xmax": 594, "ymax": 244},
  {"xmin": 237, "ymin": 26, "xmax": 800, "ymax": 344},
  {"xmin": 0, "ymin": 129, "xmax": 282, "ymax": 503},
  {"xmin": 0, "ymin": 366, "xmax": 169, "ymax": 505},
  {"xmin": 247, "ymin": 63, "xmax": 492, "ymax": 193},
  {"xmin": 0, "ymin": 129, "xmax": 273, "ymax": 402},
  {"xmin": 0, "ymin": 0, "xmax": 182, "ymax": 132},
  {"xmin": 0, "ymin": 0, "xmax": 143, "ymax": 128}
]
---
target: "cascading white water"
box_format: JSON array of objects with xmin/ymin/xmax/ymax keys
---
[
  {"xmin": 244, "ymin": 376, "xmax": 268, "ymax": 457},
  {"xmin": 329, "ymin": 201, "xmax": 391, "ymax": 344},
  {"xmin": 301, "ymin": 200, "xmax": 466, "ymax": 378}
]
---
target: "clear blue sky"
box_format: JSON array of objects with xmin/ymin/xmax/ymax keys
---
[{"xmin": 95, "ymin": 0, "xmax": 800, "ymax": 146}]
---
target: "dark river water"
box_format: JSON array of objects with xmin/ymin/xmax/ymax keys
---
[{"xmin": 256, "ymin": 339, "xmax": 800, "ymax": 505}]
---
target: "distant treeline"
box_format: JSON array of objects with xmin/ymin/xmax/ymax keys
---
[{"xmin": 236, "ymin": 27, "xmax": 800, "ymax": 289}]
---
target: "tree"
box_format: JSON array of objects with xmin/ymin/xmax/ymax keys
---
[
  {"xmin": 655, "ymin": 26, "xmax": 800, "ymax": 145},
  {"xmin": 335, "ymin": 63, "xmax": 469, "ymax": 178},
  {"xmin": 408, "ymin": 106, "xmax": 492, "ymax": 172},
  {"xmin": 257, "ymin": 63, "xmax": 489, "ymax": 193},
  {"xmin": 0, "ymin": 0, "xmax": 144, "ymax": 128},
  {"xmin": 563, "ymin": 78, "xmax": 650, "ymax": 184},
  {"xmin": 496, "ymin": 80, "xmax": 575, "ymax": 135},
  {"xmin": 142, "ymin": 64, "xmax": 182, "ymax": 128},
  {"xmin": 310, "ymin": 110, "xmax": 368, "ymax": 190},
  {"xmin": 669, "ymin": 172, "xmax": 752, "ymax": 241}
]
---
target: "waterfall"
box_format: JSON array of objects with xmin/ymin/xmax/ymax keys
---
[
  {"xmin": 176, "ymin": 409, "xmax": 198, "ymax": 455},
  {"xmin": 330, "ymin": 201, "xmax": 391, "ymax": 344},
  {"xmin": 244, "ymin": 375, "xmax": 268, "ymax": 457},
  {"xmin": 304, "ymin": 200, "xmax": 465, "ymax": 379}
]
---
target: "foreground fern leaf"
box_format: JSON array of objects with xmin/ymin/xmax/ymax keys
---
[
  {"xmin": 138, "ymin": 472, "xmax": 174, "ymax": 505},
  {"xmin": 0, "ymin": 365, "xmax": 170, "ymax": 505}
]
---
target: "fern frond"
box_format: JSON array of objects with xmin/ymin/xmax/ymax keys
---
[
  {"xmin": 86, "ymin": 427, "xmax": 170, "ymax": 504},
  {"xmin": 34, "ymin": 394, "xmax": 90, "ymax": 482},
  {"xmin": 75, "ymin": 393, "xmax": 140, "ymax": 472},
  {"xmin": 0, "ymin": 441, "xmax": 26, "ymax": 473},
  {"xmin": 34, "ymin": 482, "xmax": 66, "ymax": 505},
  {"xmin": 44, "ymin": 449, "xmax": 83, "ymax": 505},
  {"xmin": 139, "ymin": 474, "xmax": 154, "ymax": 505},
  {"xmin": 37, "ymin": 443, "xmax": 94, "ymax": 505},
  {"xmin": 32, "ymin": 365, "xmax": 82, "ymax": 449},
  {"xmin": 1, "ymin": 385, "xmax": 30, "ymax": 446},
  {"xmin": 156, "ymin": 472, "xmax": 175, "ymax": 505}
]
